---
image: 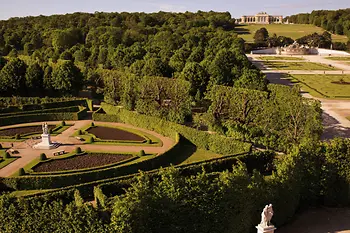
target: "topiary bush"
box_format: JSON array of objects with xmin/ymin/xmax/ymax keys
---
[
  {"xmin": 39, "ymin": 153, "xmax": 47, "ymax": 161},
  {"xmin": 77, "ymin": 130, "xmax": 82, "ymax": 135},
  {"xmin": 18, "ymin": 168, "xmax": 25, "ymax": 176},
  {"xmin": 61, "ymin": 120, "xmax": 66, "ymax": 126},
  {"xmin": 146, "ymin": 139, "xmax": 152, "ymax": 144},
  {"xmin": 0, "ymin": 143, "xmax": 2, "ymax": 149},
  {"xmin": 75, "ymin": 147, "xmax": 82, "ymax": 154},
  {"xmin": 88, "ymin": 137, "xmax": 94, "ymax": 144},
  {"xmin": 4, "ymin": 152, "xmax": 10, "ymax": 159},
  {"xmin": 91, "ymin": 122, "xmax": 95, "ymax": 127},
  {"xmin": 15, "ymin": 134, "xmax": 21, "ymax": 140},
  {"xmin": 139, "ymin": 150, "xmax": 146, "ymax": 157}
]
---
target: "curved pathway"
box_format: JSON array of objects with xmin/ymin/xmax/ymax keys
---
[
  {"xmin": 0, "ymin": 120, "xmax": 174, "ymax": 177},
  {"xmin": 247, "ymin": 54, "xmax": 350, "ymax": 139}
]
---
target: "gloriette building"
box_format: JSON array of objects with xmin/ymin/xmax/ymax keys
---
[{"xmin": 236, "ymin": 12, "xmax": 283, "ymax": 24}]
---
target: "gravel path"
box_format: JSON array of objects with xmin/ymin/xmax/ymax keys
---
[{"xmin": 0, "ymin": 120, "xmax": 174, "ymax": 177}]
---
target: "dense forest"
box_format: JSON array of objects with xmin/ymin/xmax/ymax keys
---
[
  {"xmin": 0, "ymin": 11, "xmax": 264, "ymax": 99},
  {"xmin": 286, "ymin": 8, "xmax": 350, "ymax": 39}
]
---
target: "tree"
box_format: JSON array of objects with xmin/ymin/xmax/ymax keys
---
[
  {"xmin": 51, "ymin": 60, "xmax": 83, "ymax": 95},
  {"xmin": 180, "ymin": 62, "xmax": 209, "ymax": 97},
  {"xmin": 0, "ymin": 58, "xmax": 27, "ymax": 95},
  {"xmin": 254, "ymin": 27, "xmax": 269, "ymax": 45},
  {"xmin": 25, "ymin": 63, "xmax": 44, "ymax": 95}
]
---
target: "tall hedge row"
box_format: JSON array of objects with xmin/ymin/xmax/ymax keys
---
[
  {"xmin": 0, "ymin": 107, "xmax": 87, "ymax": 127},
  {"xmin": 0, "ymin": 106, "xmax": 81, "ymax": 117},
  {"xmin": 93, "ymin": 103, "xmax": 252, "ymax": 155}
]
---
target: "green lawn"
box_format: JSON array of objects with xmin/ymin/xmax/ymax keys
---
[
  {"xmin": 235, "ymin": 24, "xmax": 348, "ymax": 43},
  {"xmin": 264, "ymin": 61, "xmax": 338, "ymax": 70},
  {"xmin": 325, "ymin": 57, "xmax": 350, "ymax": 61},
  {"xmin": 181, "ymin": 148, "xmax": 222, "ymax": 164},
  {"xmin": 0, "ymin": 149, "xmax": 19, "ymax": 169},
  {"xmin": 291, "ymin": 74, "xmax": 350, "ymax": 98},
  {"xmin": 258, "ymin": 56, "xmax": 304, "ymax": 61}
]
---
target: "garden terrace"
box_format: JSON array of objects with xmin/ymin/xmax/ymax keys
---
[
  {"xmin": 0, "ymin": 125, "xmax": 56, "ymax": 137},
  {"xmin": 263, "ymin": 61, "xmax": 339, "ymax": 70}
]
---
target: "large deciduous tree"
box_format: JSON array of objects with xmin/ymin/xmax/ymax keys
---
[
  {"xmin": 25, "ymin": 62, "xmax": 44, "ymax": 95},
  {"xmin": 51, "ymin": 61, "xmax": 83, "ymax": 95},
  {"xmin": 0, "ymin": 58, "xmax": 27, "ymax": 95}
]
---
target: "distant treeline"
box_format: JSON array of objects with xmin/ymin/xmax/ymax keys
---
[{"xmin": 286, "ymin": 8, "xmax": 350, "ymax": 40}]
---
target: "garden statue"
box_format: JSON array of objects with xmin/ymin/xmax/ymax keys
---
[
  {"xmin": 42, "ymin": 122, "xmax": 49, "ymax": 135},
  {"xmin": 260, "ymin": 204, "xmax": 274, "ymax": 227}
]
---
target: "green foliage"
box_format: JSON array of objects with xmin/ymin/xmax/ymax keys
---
[
  {"xmin": 18, "ymin": 168, "xmax": 25, "ymax": 176},
  {"xmin": 15, "ymin": 134, "xmax": 21, "ymax": 140},
  {"xmin": 74, "ymin": 189, "xmax": 84, "ymax": 207},
  {"xmin": 138, "ymin": 150, "xmax": 146, "ymax": 157},
  {"xmin": 61, "ymin": 120, "xmax": 66, "ymax": 126},
  {"xmin": 0, "ymin": 58, "xmax": 27, "ymax": 95},
  {"xmin": 75, "ymin": 147, "xmax": 82, "ymax": 154},
  {"xmin": 254, "ymin": 27, "xmax": 269, "ymax": 45},
  {"xmin": 87, "ymin": 137, "xmax": 94, "ymax": 143},
  {"xmin": 4, "ymin": 152, "xmax": 11, "ymax": 159},
  {"xmin": 77, "ymin": 130, "xmax": 82, "ymax": 135},
  {"xmin": 90, "ymin": 122, "xmax": 95, "ymax": 127},
  {"xmin": 39, "ymin": 153, "xmax": 47, "ymax": 161},
  {"xmin": 94, "ymin": 186, "xmax": 107, "ymax": 209},
  {"xmin": 51, "ymin": 60, "xmax": 83, "ymax": 95}
]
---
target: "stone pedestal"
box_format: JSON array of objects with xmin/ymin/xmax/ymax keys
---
[
  {"xmin": 256, "ymin": 224, "xmax": 276, "ymax": 233},
  {"xmin": 33, "ymin": 133, "xmax": 57, "ymax": 150}
]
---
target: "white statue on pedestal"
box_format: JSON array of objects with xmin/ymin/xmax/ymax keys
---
[
  {"xmin": 256, "ymin": 204, "xmax": 275, "ymax": 233},
  {"xmin": 261, "ymin": 204, "xmax": 274, "ymax": 227},
  {"xmin": 33, "ymin": 122, "xmax": 57, "ymax": 150}
]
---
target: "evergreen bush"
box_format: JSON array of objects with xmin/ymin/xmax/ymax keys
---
[
  {"xmin": 39, "ymin": 153, "xmax": 47, "ymax": 161},
  {"xmin": 139, "ymin": 150, "xmax": 146, "ymax": 157},
  {"xmin": 18, "ymin": 168, "xmax": 25, "ymax": 176},
  {"xmin": 4, "ymin": 152, "xmax": 11, "ymax": 159},
  {"xmin": 75, "ymin": 147, "xmax": 82, "ymax": 154}
]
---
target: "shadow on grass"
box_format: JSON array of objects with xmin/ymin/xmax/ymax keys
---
[{"xmin": 167, "ymin": 137, "xmax": 197, "ymax": 165}]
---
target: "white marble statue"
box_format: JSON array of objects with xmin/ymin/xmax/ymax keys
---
[
  {"xmin": 260, "ymin": 204, "xmax": 274, "ymax": 227},
  {"xmin": 42, "ymin": 122, "xmax": 49, "ymax": 134}
]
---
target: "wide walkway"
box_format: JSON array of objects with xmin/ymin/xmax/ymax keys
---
[
  {"xmin": 247, "ymin": 54, "xmax": 350, "ymax": 139},
  {"xmin": 0, "ymin": 120, "xmax": 174, "ymax": 177}
]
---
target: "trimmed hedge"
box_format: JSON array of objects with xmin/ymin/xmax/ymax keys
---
[
  {"xmin": 0, "ymin": 107, "xmax": 87, "ymax": 127},
  {"xmin": 0, "ymin": 98, "xmax": 92, "ymax": 112},
  {"xmin": 93, "ymin": 103, "xmax": 252, "ymax": 155},
  {"xmin": 0, "ymin": 133, "xmax": 185, "ymax": 190},
  {"xmin": 0, "ymin": 106, "xmax": 81, "ymax": 117}
]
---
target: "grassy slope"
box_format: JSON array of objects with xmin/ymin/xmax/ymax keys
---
[
  {"xmin": 236, "ymin": 24, "xmax": 348, "ymax": 43},
  {"xmin": 291, "ymin": 74, "xmax": 350, "ymax": 98}
]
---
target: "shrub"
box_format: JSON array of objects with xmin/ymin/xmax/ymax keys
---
[
  {"xmin": 15, "ymin": 134, "xmax": 21, "ymax": 140},
  {"xmin": 146, "ymin": 139, "xmax": 151, "ymax": 144},
  {"xmin": 77, "ymin": 130, "xmax": 82, "ymax": 135},
  {"xmin": 88, "ymin": 137, "xmax": 94, "ymax": 143},
  {"xmin": 91, "ymin": 122, "xmax": 95, "ymax": 127},
  {"xmin": 61, "ymin": 121, "xmax": 66, "ymax": 126},
  {"xmin": 0, "ymin": 144, "xmax": 2, "ymax": 149},
  {"xmin": 4, "ymin": 152, "xmax": 11, "ymax": 159},
  {"xmin": 18, "ymin": 168, "xmax": 25, "ymax": 176},
  {"xmin": 39, "ymin": 153, "xmax": 47, "ymax": 161},
  {"xmin": 75, "ymin": 147, "xmax": 82, "ymax": 154},
  {"xmin": 139, "ymin": 150, "xmax": 146, "ymax": 157}
]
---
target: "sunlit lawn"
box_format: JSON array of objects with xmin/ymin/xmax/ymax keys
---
[
  {"xmin": 235, "ymin": 24, "xmax": 348, "ymax": 43},
  {"xmin": 264, "ymin": 61, "xmax": 338, "ymax": 70},
  {"xmin": 181, "ymin": 148, "xmax": 222, "ymax": 164},
  {"xmin": 324, "ymin": 57, "xmax": 350, "ymax": 61},
  {"xmin": 291, "ymin": 74, "xmax": 350, "ymax": 98}
]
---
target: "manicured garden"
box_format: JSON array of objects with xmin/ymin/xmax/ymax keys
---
[
  {"xmin": 263, "ymin": 61, "xmax": 338, "ymax": 70},
  {"xmin": 291, "ymin": 74, "xmax": 350, "ymax": 98}
]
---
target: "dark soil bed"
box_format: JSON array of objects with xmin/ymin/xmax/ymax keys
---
[
  {"xmin": 0, "ymin": 125, "xmax": 55, "ymax": 137},
  {"xmin": 33, "ymin": 153, "xmax": 133, "ymax": 172},
  {"xmin": 87, "ymin": 126, "xmax": 145, "ymax": 141}
]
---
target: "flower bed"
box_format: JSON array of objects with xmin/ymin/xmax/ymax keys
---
[
  {"xmin": 87, "ymin": 126, "xmax": 146, "ymax": 141},
  {"xmin": 33, "ymin": 153, "xmax": 133, "ymax": 172}
]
